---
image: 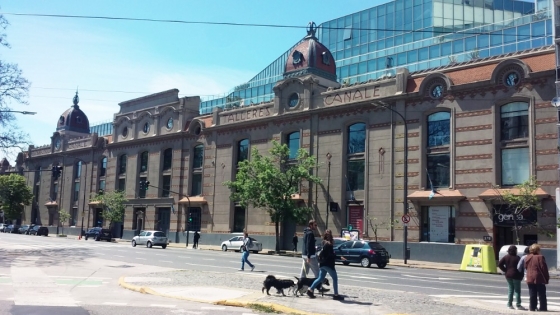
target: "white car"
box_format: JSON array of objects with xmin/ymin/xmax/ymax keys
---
[
  {"xmin": 132, "ymin": 230, "xmax": 168, "ymax": 249},
  {"xmin": 221, "ymin": 236, "xmax": 263, "ymax": 253}
]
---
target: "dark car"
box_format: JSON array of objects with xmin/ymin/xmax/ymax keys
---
[
  {"xmin": 334, "ymin": 241, "xmax": 390, "ymax": 268},
  {"xmin": 19, "ymin": 225, "xmax": 32, "ymax": 234},
  {"xmin": 6, "ymin": 225, "xmax": 21, "ymax": 234},
  {"xmin": 29, "ymin": 225, "xmax": 49, "ymax": 236},
  {"xmin": 84, "ymin": 227, "xmax": 112, "ymax": 242}
]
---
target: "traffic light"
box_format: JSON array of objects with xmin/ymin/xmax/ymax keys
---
[
  {"xmin": 145, "ymin": 181, "xmax": 150, "ymax": 190},
  {"xmin": 139, "ymin": 180, "xmax": 145, "ymax": 191},
  {"xmin": 188, "ymin": 212, "xmax": 193, "ymax": 223},
  {"xmin": 51, "ymin": 165, "xmax": 62, "ymax": 180},
  {"xmin": 139, "ymin": 180, "xmax": 150, "ymax": 191}
]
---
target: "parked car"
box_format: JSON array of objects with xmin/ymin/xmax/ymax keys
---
[
  {"xmin": 6, "ymin": 225, "xmax": 21, "ymax": 234},
  {"xmin": 334, "ymin": 240, "xmax": 390, "ymax": 268},
  {"xmin": 0, "ymin": 224, "xmax": 7, "ymax": 232},
  {"xmin": 316, "ymin": 237, "xmax": 347, "ymax": 254},
  {"xmin": 84, "ymin": 227, "xmax": 112, "ymax": 241},
  {"xmin": 498, "ymin": 244, "xmax": 528, "ymax": 262},
  {"xmin": 18, "ymin": 225, "xmax": 31, "ymax": 234},
  {"xmin": 132, "ymin": 230, "xmax": 168, "ymax": 248},
  {"xmin": 29, "ymin": 225, "xmax": 49, "ymax": 236},
  {"xmin": 220, "ymin": 236, "xmax": 263, "ymax": 253}
]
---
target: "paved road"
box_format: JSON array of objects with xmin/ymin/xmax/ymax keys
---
[
  {"xmin": 2, "ymin": 233, "xmax": 560, "ymax": 312},
  {"xmin": 0, "ymin": 233, "xmax": 261, "ymax": 315}
]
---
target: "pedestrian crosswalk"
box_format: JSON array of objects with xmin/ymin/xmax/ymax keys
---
[
  {"xmin": 0, "ymin": 241, "xmax": 116, "ymax": 251},
  {"xmin": 430, "ymin": 294, "xmax": 560, "ymax": 312}
]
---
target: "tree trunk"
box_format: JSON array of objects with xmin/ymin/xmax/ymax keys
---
[
  {"xmin": 275, "ymin": 220, "xmax": 280, "ymax": 253},
  {"xmin": 513, "ymin": 217, "xmax": 520, "ymax": 245}
]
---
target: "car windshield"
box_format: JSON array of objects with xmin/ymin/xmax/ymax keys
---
[
  {"xmin": 154, "ymin": 232, "xmax": 166, "ymax": 237},
  {"xmin": 367, "ymin": 242, "xmax": 386, "ymax": 250}
]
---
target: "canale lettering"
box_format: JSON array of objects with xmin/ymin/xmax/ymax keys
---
[
  {"xmin": 224, "ymin": 106, "xmax": 271, "ymax": 123},
  {"xmin": 324, "ymin": 85, "xmax": 381, "ymax": 106}
]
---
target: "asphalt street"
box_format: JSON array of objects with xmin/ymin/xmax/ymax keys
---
[{"xmin": 1, "ymin": 233, "xmax": 559, "ymax": 312}]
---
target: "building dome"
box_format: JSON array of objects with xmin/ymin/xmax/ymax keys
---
[
  {"xmin": 284, "ymin": 22, "xmax": 336, "ymax": 81},
  {"xmin": 56, "ymin": 91, "xmax": 90, "ymax": 134}
]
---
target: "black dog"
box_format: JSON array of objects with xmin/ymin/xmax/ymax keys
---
[
  {"xmin": 293, "ymin": 277, "xmax": 330, "ymax": 297},
  {"xmin": 262, "ymin": 275, "xmax": 296, "ymax": 296}
]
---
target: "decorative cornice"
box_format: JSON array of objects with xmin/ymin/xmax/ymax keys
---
[
  {"xmin": 456, "ymin": 124, "xmax": 493, "ymax": 132},
  {"xmin": 456, "ymin": 168, "xmax": 492, "ymax": 174},
  {"xmin": 455, "ymin": 110, "xmax": 492, "ymax": 118},
  {"xmin": 456, "ymin": 139, "xmax": 492, "ymax": 147},
  {"xmin": 456, "ymin": 154, "xmax": 492, "ymax": 160}
]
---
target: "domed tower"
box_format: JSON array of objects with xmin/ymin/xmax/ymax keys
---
[
  {"xmin": 284, "ymin": 22, "xmax": 336, "ymax": 81},
  {"xmin": 56, "ymin": 91, "xmax": 90, "ymax": 136}
]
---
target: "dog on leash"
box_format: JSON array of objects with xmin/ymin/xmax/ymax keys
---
[
  {"xmin": 262, "ymin": 275, "xmax": 296, "ymax": 296},
  {"xmin": 293, "ymin": 277, "xmax": 330, "ymax": 297}
]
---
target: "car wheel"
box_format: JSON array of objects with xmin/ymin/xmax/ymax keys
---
[
  {"xmin": 221, "ymin": 244, "xmax": 228, "ymax": 251},
  {"xmin": 95, "ymin": 236, "xmax": 100, "ymax": 241},
  {"xmin": 147, "ymin": 241, "xmax": 153, "ymax": 248},
  {"xmin": 162, "ymin": 245, "xmax": 167, "ymax": 249},
  {"xmin": 360, "ymin": 257, "xmax": 371, "ymax": 268},
  {"xmin": 85, "ymin": 236, "xmax": 88, "ymax": 240},
  {"xmin": 252, "ymin": 250, "xmax": 258, "ymax": 254},
  {"xmin": 377, "ymin": 262, "xmax": 387, "ymax": 269},
  {"xmin": 342, "ymin": 261, "xmax": 350, "ymax": 265},
  {"xmin": 106, "ymin": 238, "xmax": 111, "ymax": 242},
  {"xmin": 132, "ymin": 240, "xmax": 136, "ymax": 247}
]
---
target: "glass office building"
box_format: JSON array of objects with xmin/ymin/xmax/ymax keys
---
[
  {"xmin": 200, "ymin": 0, "xmax": 552, "ymax": 114},
  {"xmin": 90, "ymin": 121, "xmax": 113, "ymax": 137}
]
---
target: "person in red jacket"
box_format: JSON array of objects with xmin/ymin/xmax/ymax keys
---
[
  {"xmin": 498, "ymin": 245, "xmax": 524, "ymax": 310},
  {"xmin": 525, "ymin": 243, "xmax": 550, "ymax": 312}
]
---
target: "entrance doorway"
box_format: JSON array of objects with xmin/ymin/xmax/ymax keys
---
[
  {"xmin": 157, "ymin": 207, "xmax": 171, "ymax": 235},
  {"xmin": 233, "ymin": 206, "xmax": 245, "ymax": 232},
  {"xmin": 94, "ymin": 208, "xmax": 103, "ymax": 227},
  {"xmin": 494, "ymin": 226, "xmax": 515, "ymax": 257}
]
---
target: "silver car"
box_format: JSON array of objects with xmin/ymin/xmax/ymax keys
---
[
  {"xmin": 220, "ymin": 236, "xmax": 263, "ymax": 253},
  {"xmin": 132, "ymin": 230, "xmax": 168, "ymax": 249}
]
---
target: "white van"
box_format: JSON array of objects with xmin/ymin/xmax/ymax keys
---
[{"xmin": 498, "ymin": 244, "xmax": 528, "ymax": 262}]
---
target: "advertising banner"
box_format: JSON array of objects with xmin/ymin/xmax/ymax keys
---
[{"xmin": 348, "ymin": 205, "xmax": 364, "ymax": 233}]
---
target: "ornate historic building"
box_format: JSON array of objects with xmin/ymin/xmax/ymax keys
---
[{"xmin": 20, "ymin": 25, "xmax": 559, "ymax": 263}]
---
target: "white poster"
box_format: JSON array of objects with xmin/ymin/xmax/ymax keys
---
[{"xmin": 429, "ymin": 206, "xmax": 450, "ymax": 243}]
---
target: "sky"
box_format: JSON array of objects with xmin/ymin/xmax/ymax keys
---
[{"xmin": 0, "ymin": 0, "xmax": 380, "ymax": 160}]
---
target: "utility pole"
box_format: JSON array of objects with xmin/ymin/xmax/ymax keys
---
[{"xmin": 325, "ymin": 152, "xmax": 332, "ymax": 230}]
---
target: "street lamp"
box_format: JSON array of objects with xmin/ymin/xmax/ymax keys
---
[
  {"xmin": 0, "ymin": 110, "xmax": 37, "ymax": 115},
  {"xmin": 325, "ymin": 152, "xmax": 332, "ymax": 230},
  {"xmin": 373, "ymin": 101, "xmax": 409, "ymax": 264}
]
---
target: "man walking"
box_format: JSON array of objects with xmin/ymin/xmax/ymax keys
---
[
  {"xmin": 239, "ymin": 232, "xmax": 255, "ymax": 271},
  {"xmin": 292, "ymin": 232, "xmax": 298, "ymax": 252},
  {"xmin": 193, "ymin": 231, "xmax": 200, "ymax": 249},
  {"xmin": 299, "ymin": 220, "xmax": 328, "ymax": 292}
]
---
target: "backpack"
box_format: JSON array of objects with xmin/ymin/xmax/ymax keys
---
[{"xmin": 243, "ymin": 237, "xmax": 253, "ymax": 251}]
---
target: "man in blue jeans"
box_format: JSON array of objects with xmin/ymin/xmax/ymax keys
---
[{"xmin": 239, "ymin": 232, "xmax": 255, "ymax": 271}]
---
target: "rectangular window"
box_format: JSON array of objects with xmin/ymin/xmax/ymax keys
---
[
  {"xmin": 118, "ymin": 178, "xmax": 126, "ymax": 192},
  {"xmin": 191, "ymin": 173, "xmax": 202, "ymax": 196},
  {"xmin": 233, "ymin": 206, "xmax": 245, "ymax": 233},
  {"xmin": 71, "ymin": 207, "xmax": 78, "ymax": 226},
  {"xmin": 501, "ymin": 147, "xmax": 529, "ymax": 186},
  {"xmin": 501, "ymin": 107, "xmax": 529, "ymax": 141},
  {"xmin": 73, "ymin": 182, "xmax": 80, "ymax": 202},
  {"xmin": 52, "ymin": 183, "xmax": 58, "ymax": 201},
  {"xmin": 347, "ymin": 159, "xmax": 365, "ymax": 191},
  {"xmin": 427, "ymin": 154, "xmax": 450, "ymax": 188},
  {"xmin": 98, "ymin": 179, "xmax": 106, "ymax": 192},
  {"xmin": 162, "ymin": 175, "xmax": 171, "ymax": 197},
  {"xmin": 421, "ymin": 206, "xmax": 455, "ymax": 243}
]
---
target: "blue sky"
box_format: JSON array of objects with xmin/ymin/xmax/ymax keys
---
[{"xmin": 0, "ymin": 0, "xmax": 379, "ymax": 156}]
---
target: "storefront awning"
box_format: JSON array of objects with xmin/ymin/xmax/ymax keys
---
[
  {"xmin": 88, "ymin": 201, "xmax": 102, "ymax": 205},
  {"xmin": 407, "ymin": 190, "xmax": 466, "ymax": 201},
  {"xmin": 479, "ymin": 188, "xmax": 549, "ymax": 199},
  {"xmin": 178, "ymin": 196, "xmax": 207, "ymax": 205},
  {"xmin": 44, "ymin": 201, "xmax": 58, "ymax": 207}
]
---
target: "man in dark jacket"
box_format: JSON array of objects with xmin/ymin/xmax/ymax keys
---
[{"xmin": 299, "ymin": 220, "xmax": 328, "ymax": 292}]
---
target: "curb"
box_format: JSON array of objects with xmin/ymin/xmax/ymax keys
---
[{"xmin": 118, "ymin": 276, "xmax": 323, "ymax": 315}]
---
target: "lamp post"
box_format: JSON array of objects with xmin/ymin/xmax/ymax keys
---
[
  {"xmin": 373, "ymin": 101, "xmax": 409, "ymax": 264},
  {"xmin": 325, "ymin": 152, "xmax": 332, "ymax": 230}
]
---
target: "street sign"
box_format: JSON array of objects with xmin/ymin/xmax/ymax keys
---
[
  {"xmin": 401, "ymin": 214, "xmax": 411, "ymax": 224},
  {"xmin": 483, "ymin": 236, "xmax": 492, "ymax": 242},
  {"xmin": 348, "ymin": 225, "xmax": 353, "ymax": 231}
]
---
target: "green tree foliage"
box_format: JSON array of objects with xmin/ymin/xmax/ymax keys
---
[
  {"xmin": 0, "ymin": 174, "xmax": 32, "ymax": 221},
  {"xmin": 494, "ymin": 177, "xmax": 542, "ymax": 245},
  {"xmin": 368, "ymin": 217, "xmax": 399, "ymax": 242},
  {"xmin": 0, "ymin": 15, "xmax": 31, "ymax": 152},
  {"xmin": 224, "ymin": 141, "xmax": 321, "ymax": 252},
  {"xmin": 90, "ymin": 190, "xmax": 127, "ymax": 229},
  {"xmin": 57, "ymin": 208, "xmax": 71, "ymax": 235}
]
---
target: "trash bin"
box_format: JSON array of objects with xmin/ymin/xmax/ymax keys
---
[{"xmin": 406, "ymin": 247, "xmax": 411, "ymax": 260}]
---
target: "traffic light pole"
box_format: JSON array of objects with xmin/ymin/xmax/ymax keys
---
[{"xmin": 143, "ymin": 183, "xmax": 191, "ymax": 247}]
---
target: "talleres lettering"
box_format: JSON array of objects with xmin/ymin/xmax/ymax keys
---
[{"xmin": 227, "ymin": 107, "xmax": 271, "ymax": 123}]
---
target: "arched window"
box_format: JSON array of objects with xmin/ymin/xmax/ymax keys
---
[
  {"xmin": 118, "ymin": 154, "xmax": 127, "ymax": 175},
  {"xmin": 286, "ymin": 132, "xmax": 300, "ymax": 159},
  {"xmin": 237, "ymin": 139, "xmax": 249, "ymax": 164},
  {"xmin": 162, "ymin": 148, "xmax": 172, "ymax": 171},
  {"xmin": 426, "ymin": 112, "xmax": 451, "ymax": 189},
  {"xmin": 193, "ymin": 144, "xmax": 204, "ymax": 169},
  {"xmin": 99, "ymin": 156, "xmax": 107, "ymax": 177},
  {"xmin": 140, "ymin": 151, "xmax": 149, "ymax": 173},
  {"xmin": 427, "ymin": 112, "xmax": 450, "ymax": 147},
  {"xmin": 346, "ymin": 123, "xmax": 366, "ymax": 191}
]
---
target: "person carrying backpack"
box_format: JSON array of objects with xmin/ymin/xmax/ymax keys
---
[{"xmin": 239, "ymin": 232, "xmax": 255, "ymax": 271}]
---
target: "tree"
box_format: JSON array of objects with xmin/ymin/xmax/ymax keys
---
[
  {"xmin": 368, "ymin": 217, "xmax": 399, "ymax": 242},
  {"xmin": 90, "ymin": 190, "xmax": 127, "ymax": 230},
  {"xmin": 224, "ymin": 141, "xmax": 321, "ymax": 252},
  {"xmin": 57, "ymin": 208, "xmax": 71, "ymax": 235},
  {"xmin": 0, "ymin": 174, "xmax": 32, "ymax": 222},
  {"xmin": 0, "ymin": 15, "xmax": 31, "ymax": 152},
  {"xmin": 492, "ymin": 177, "xmax": 542, "ymax": 245}
]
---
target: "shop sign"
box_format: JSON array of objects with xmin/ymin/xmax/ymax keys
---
[{"xmin": 492, "ymin": 208, "xmax": 537, "ymax": 227}]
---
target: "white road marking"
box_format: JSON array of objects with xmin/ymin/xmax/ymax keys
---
[
  {"xmin": 203, "ymin": 258, "xmax": 215, "ymax": 261},
  {"xmin": 114, "ymin": 255, "xmax": 124, "ymax": 258},
  {"xmin": 136, "ymin": 258, "xmax": 146, "ymax": 260},
  {"xmin": 403, "ymin": 274, "xmax": 454, "ymax": 280},
  {"xmin": 154, "ymin": 253, "xmax": 165, "ymax": 256},
  {"xmin": 349, "ymin": 276, "xmax": 378, "ymax": 280},
  {"xmin": 160, "ymin": 260, "xmax": 173, "ymax": 263},
  {"xmin": 102, "ymin": 302, "xmax": 127, "ymax": 306},
  {"xmin": 150, "ymin": 304, "xmax": 176, "ymax": 308},
  {"xmin": 47, "ymin": 276, "xmax": 111, "ymax": 279},
  {"xmin": 201, "ymin": 306, "xmax": 226, "ymax": 310}
]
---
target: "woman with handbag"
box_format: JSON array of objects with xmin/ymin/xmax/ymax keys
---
[{"xmin": 525, "ymin": 243, "xmax": 550, "ymax": 312}]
